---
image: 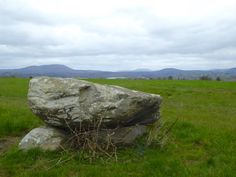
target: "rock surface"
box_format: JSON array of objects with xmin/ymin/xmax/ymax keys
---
[
  {"xmin": 19, "ymin": 126, "xmax": 65, "ymax": 150},
  {"xmin": 94, "ymin": 125, "xmax": 148, "ymax": 145},
  {"xmin": 28, "ymin": 77, "xmax": 161, "ymax": 129}
]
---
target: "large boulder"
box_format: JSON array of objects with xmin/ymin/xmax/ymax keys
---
[{"xmin": 28, "ymin": 77, "xmax": 161, "ymax": 129}]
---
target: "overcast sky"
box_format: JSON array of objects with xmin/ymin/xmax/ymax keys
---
[{"xmin": 0, "ymin": 0, "xmax": 236, "ymax": 70}]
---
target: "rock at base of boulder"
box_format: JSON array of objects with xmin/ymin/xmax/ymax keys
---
[
  {"xmin": 18, "ymin": 125, "xmax": 148, "ymax": 150},
  {"xmin": 19, "ymin": 126, "xmax": 66, "ymax": 151},
  {"xmin": 92, "ymin": 125, "xmax": 148, "ymax": 145}
]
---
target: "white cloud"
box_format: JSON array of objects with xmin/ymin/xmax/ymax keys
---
[{"xmin": 0, "ymin": 0, "xmax": 236, "ymax": 70}]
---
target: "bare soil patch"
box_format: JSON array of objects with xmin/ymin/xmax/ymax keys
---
[{"xmin": 0, "ymin": 136, "xmax": 20, "ymax": 154}]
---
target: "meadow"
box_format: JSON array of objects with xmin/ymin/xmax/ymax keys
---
[{"xmin": 0, "ymin": 78, "xmax": 235, "ymax": 177}]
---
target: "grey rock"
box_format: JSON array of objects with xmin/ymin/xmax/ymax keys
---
[
  {"xmin": 28, "ymin": 77, "xmax": 161, "ymax": 129},
  {"xmin": 94, "ymin": 125, "xmax": 148, "ymax": 145},
  {"xmin": 19, "ymin": 126, "xmax": 65, "ymax": 150}
]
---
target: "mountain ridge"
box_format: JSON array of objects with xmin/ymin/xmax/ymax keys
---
[{"xmin": 0, "ymin": 64, "xmax": 236, "ymax": 80}]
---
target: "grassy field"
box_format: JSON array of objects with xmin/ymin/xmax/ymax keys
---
[{"xmin": 0, "ymin": 78, "xmax": 236, "ymax": 177}]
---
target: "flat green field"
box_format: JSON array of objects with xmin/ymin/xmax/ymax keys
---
[{"xmin": 0, "ymin": 78, "xmax": 235, "ymax": 177}]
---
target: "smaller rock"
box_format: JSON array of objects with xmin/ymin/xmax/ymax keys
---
[
  {"xmin": 19, "ymin": 126, "xmax": 65, "ymax": 151},
  {"xmin": 93, "ymin": 125, "xmax": 148, "ymax": 145}
]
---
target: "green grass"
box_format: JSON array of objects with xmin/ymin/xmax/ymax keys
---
[
  {"xmin": 0, "ymin": 78, "xmax": 236, "ymax": 177},
  {"xmin": 0, "ymin": 78, "xmax": 42, "ymax": 137}
]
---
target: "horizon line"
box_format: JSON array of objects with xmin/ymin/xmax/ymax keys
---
[{"xmin": 0, "ymin": 64, "xmax": 235, "ymax": 72}]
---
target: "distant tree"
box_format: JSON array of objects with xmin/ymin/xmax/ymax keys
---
[
  {"xmin": 200, "ymin": 75, "xmax": 212, "ymax": 80},
  {"xmin": 168, "ymin": 76, "xmax": 173, "ymax": 80},
  {"xmin": 216, "ymin": 76, "xmax": 221, "ymax": 81}
]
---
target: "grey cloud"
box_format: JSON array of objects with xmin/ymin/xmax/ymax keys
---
[
  {"xmin": 0, "ymin": 0, "xmax": 236, "ymax": 70},
  {"xmin": 148, "ymin": 18, "xmax": 236, "ymax": 54},
  {"xmin": 0, "ymin": 1, "xmax": 51, "ymax": 25}
]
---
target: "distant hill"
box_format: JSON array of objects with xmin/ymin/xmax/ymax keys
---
[
  {"xmin": 0, "ymin": 64, "xmax": 236, "ymax": 80},
  {"xmin": 132, "ymin": 68, "xmax": 152, "ymax": 72}
]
